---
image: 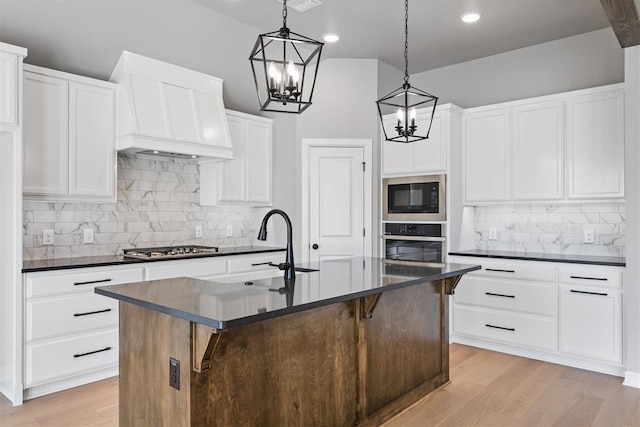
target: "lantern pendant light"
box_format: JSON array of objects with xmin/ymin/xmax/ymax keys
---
[
  {"xmin": 376, "ymin": 0, "xmax": 438, "ymax": 143},
  {"xmin": 249, "ymin": 0, "xmax": 324, "ymax": 114}
]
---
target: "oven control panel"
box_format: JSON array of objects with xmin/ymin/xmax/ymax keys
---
[{"xmin": 384, "ymin": 223, "xmax": 442, "ymax": 237}]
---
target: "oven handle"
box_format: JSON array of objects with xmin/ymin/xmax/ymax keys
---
[{"xmin": 382, "ymin": 235, "xmax": 445, "ymax": 242}]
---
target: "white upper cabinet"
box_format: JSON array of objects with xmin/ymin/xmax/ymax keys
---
[
  {"xmin": 0, "ymin": 50, "xmax": 20, "ymax": 125},
  {"xmin": 511, "ymin": 101, "xmax": 564, "ymax": 201},
  {"xmin": 566, "ymin": 89, "xmax": 625, "ymax": 200},
  {"xmin": 109, "ymin": 51, "xmax": 232, "ymax": 160},
  {"xmin": 464, "ymin": 107, "xmax": 510, "ymax": 202},
  {"xmin": 382, "ymin": 104, "xmax": 459, "ymax": 176},
  {"xmin": 463, "ymin": 84, "xmax": 624, "ymax": 204},
  {"xmin": 200, "ymin": 110, "xmax": 272, "ymax": 206},
  {"xmin": 23, "ymin": 65, "xmax": 116, "ymax": 202}
]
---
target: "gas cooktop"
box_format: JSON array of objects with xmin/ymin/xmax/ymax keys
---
[{"xmin": 122, "ymin": 245, "xmax": 219, "ymax": 260}]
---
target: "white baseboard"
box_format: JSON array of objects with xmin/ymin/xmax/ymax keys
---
[
  {"xmin": 23, "ymin": 365, "xmax": 118, "ymax": 401},
  {"xmin": 623, "ymin": 371, "xmax": 640, "ymax": 388}
]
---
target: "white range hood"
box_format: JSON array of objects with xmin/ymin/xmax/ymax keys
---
[{"xmin": 109, "ymin": 51, "xmax": 233, "ymax": 160}]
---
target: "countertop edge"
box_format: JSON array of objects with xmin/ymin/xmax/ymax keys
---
[
  {"xmin": 22, "ymin": 247, "xmax": 287, "ymax": 273},
  {"xmin": 449, "ymin": 251, "xmax": 625, "ymax": 267},
  {"xmin": 95, "ymin": 263, "xmax": 480, "ymax": 330}
]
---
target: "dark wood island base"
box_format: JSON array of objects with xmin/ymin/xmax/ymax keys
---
[{"xmin": 118, "ymin": 275, "xmax": 462, "ymax": 426}]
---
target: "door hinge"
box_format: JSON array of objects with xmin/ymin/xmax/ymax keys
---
[{"xmin": 362, "ymin": 162, "xmax": 366, "ymax": 172}]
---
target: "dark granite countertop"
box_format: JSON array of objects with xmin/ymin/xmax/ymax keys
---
[
  {"xmin": 95, "ymin": 257, "xmax": 480, "ymax": 330},
  {"xmin": 22, "ymin": 246, "xmax": 286, "ymax": 273},
  {"xmin": 448, "ymin": 249, "xmax": 625, "ymax": 267}
]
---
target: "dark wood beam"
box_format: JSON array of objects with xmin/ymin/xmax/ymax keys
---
[{"xmin": 600, "ymin": 0, "xmax": 640, "ymax": 48}]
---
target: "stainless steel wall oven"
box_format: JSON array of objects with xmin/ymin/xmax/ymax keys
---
[{"xmin": 383, "ymin": 223, "xmax": 445, "ymax": 267}]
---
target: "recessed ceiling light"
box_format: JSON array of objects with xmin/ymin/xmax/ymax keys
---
[
  {"xmin": 460, "ymin": 11, "xmax": 481, "ymax": 23},
  {"xmin": 323, "ymin": 33, "xmax": 340, "ymax": 43}
]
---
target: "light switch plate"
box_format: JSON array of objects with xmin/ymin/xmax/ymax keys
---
[{"xmin": 83, "ymin": 228, "xmax": 94, "ymax": 244}]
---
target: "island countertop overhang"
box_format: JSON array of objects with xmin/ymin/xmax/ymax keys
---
[{"xmin": 95, "ymin": 257, "xmax": 480, "ymax": 330}]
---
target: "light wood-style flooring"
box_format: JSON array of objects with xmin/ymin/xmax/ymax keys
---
[{"xmin": 1, "ymin": 344, "xmax": 639, "ymax": 426}]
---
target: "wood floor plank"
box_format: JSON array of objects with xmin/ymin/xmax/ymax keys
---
[{"xmin": 2, "ymin": 345, "xmax": 638, "ymax": 427}]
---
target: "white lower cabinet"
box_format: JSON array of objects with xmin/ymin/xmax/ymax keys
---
[
  {"xmin": 24, "ymin": 266, "xmax": 144, "ymax": 398},
  {"xmin": 23, "ymin": 251, "xmax": 286, "ymax": 399},
  {"xmin": 450, "ymin": 255, "xmax": 624, "ymax": 376}
]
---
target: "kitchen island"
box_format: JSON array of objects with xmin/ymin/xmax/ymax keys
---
[{"xmin": 96, "ymin": 257, "xmax": 479, "ymax": 426}]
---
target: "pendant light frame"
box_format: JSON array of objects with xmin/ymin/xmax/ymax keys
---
[
  {"xmin": 249, "ymin": 0, "xmax": 324, "ymax": 114},
  {"xmin": 376, "ymin": 0, "xmax": 438, "ymax": 143}
]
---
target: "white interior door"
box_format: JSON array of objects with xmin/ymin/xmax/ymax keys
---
[{"xmin": 308, "ymin": 147, "xmax": 365, "ymax": 262}]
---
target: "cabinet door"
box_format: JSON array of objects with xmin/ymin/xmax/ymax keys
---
[
  {"xmin": 218, "ymin": 115, "xmax": 246, "ymax": 202},
  {"xmin": 68, "ymin": 82, "xmax": 115, "ymax": 199},
  {"xmin": 413, "ymin": 109, "xmax": 446, "ymax": 173},
  {"xmin": 381, "ymin": 116, "xmax": 411, "ymax": 176},
  {"xmin": 0, "ymin": 52, "xmax": 17, "ymax": 125},
  {"xmin": 558, "ymin": 285, "xmax": 621, "ymax": 363},
  {"xmin": 464, "ymin": 108, "xmax": 510, "ymax": 202},
  {"xmin": 566, "ymin": 90, "xmax": 624, "ymax": 199},
  {"xmin": 511, "ymin": 101, "xmax": 564, "ymax": 201},
  {"xmin": 246, "ymin": 120, "xmax": 272, "ymax": 204},
  {"xmin": 23, "ymin": 72, "xmax": 69, "ymax": 196}
]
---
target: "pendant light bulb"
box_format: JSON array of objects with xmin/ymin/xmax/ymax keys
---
[
  {"xmin": 396, "ymin": 108, "xmax": 404, "ymax": 125},
  {"xmin": 268, "ymin": 62, "xmax": 277, "ymax": 78}
]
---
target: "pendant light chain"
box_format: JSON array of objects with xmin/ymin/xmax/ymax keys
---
[
  {"xmin": 282, "ymin": 0, "xmax": 288, "ymax": 28},
  {"xmin": 404, "ymin": 0, "xmax": 409, "ymax": 85}
]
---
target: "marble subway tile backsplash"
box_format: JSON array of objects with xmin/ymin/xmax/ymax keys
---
[
  {"xmin": 23, "ymin": 154, "xmax": 258, "ymax": 260},
  {"xmin": 474, "ymin": 204, "xmax": 625, "ymax": 257}
]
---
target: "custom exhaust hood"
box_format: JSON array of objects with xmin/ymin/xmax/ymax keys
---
[{"xmin": 109, "ymin": 51, "xmax": 233, "ymax": 160}]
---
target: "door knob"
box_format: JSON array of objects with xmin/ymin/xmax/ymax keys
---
[{"xmin": 312, "ymin": 243, "xmax": 319, "ymax": 250}]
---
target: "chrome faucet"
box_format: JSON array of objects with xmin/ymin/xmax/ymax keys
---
[{"xmin": 257, "ymin": 209, "xmax": 295, "ymax": 281}]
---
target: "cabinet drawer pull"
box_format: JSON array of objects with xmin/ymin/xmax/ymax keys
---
[
  {"xmin": 485, "ymin": 268, "xmax": 515, "ymax": 273},
  {"xmin": 73, "ymin": 346, "xmax": 112, "ymax": 358},
  {"xmin": 251, "ymin": 262, "xmax": 271, "ymax": 266},
  {"xmin": 569, "ymin": 275, "xmax": 607, "ymax": 281},
  {"xmin": 485, "ymin": 292, "xmax": 515, "ymax": 299},
  {"xmin": 485, "ymin": 324, "xmax": 515, "ymax": 332},
  {"xmin": 570, "ymin": 289, "xmax": 608, "ymax": 297},
  {"xmin": 73, "ymin": 308, "xmax": 112, "ymax": 317},
  {"xmin": 73, "ymin": 278, "xmax": 112, "ymax": 286}
]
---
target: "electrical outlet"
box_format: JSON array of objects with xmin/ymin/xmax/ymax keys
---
[
  {"xmin": 83, "ymin": 228, "xmax": 94, "ymax": 244},
  {"xmin": 489, "ymin": 228, "xmax": 497, "ymax": 240},
  {"xmin": 584, "ymin": 229, "xmax": 595, "ymax": 244},
  {"xmin": 195, "ymin": 225, "xmax": 203, "ymax": 239},
  {"xmin": 43, "ymin": 229, "xmax": 54, "ymax": 245},
  {"xmin": 226, "ymin": 225, "xmax": 233, "ymax": 238},
  {"xmin": 169, "ymin": 357, "xmax": 180, "ymax": 390}
]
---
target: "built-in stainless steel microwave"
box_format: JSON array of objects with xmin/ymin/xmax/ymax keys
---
[{"xmin": 383, "ymin": 174, "xmax": 446, "ymax": 221}]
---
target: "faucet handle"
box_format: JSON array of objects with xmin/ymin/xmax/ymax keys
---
[{"xmin": 277, "ymin": 262, "xmax": 291, "ymax": 271}]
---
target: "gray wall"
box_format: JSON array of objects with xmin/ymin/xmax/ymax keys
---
[
  {"xmin": 410, "ymin": 28, "xmax": 624, "ymax": 108},
  {"xmin": 0, "ymin": 0, "xmax": 262, "ymax": 113}
]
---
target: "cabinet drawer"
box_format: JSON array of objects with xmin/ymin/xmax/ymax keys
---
[
  {"xmin": 558, "ymin": 266, "xmax": 622, "ymax": 289},
  {"xmin": 227, "ymin": 252, "xmax": 286, "ymax": 273},
  {"xmin": 455, "ymin": 276, "xmax": 556, "ymax": 316},
  {"xmin": 26, "ymin": 293, "xmax": 118, "ymax": 341},
  {"xmin": 27, "ymin": 267, "xmax": 144, "ymax": 297},
  {"xmin": 450, "ymin": 257, "xmax": 555, "ymax": 282},
  {"xmin": 25, "ymin": 328, "xmax": 118, "ymax": 386},
  {"xmin": 145, "ymin": 258, "xmax": 227, "ymax": 280},
  {"xmin": 453, "ymin": 305, "xmax": 556, "ymax": 351}
]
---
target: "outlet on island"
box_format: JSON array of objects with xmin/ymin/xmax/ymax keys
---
[{"xmin": 226, "ymin": 225, "xmax": 233, "ymax": 238}]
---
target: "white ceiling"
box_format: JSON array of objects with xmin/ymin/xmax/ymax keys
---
[{"xmin": 198, "ymin": 0, "xmax": 611, "ymax": 74}]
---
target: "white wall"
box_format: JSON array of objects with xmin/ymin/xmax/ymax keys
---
[
  {"xmin": 0, "ymin": 1, "xmax": 262, "ymax": 113},
  {"xmin": 410, "ymin": 28, "xmax": 623, "ymax": 108},
  {"xmin": 623, "ymin": 45, "xmax": 640, "ymax": 386}
]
